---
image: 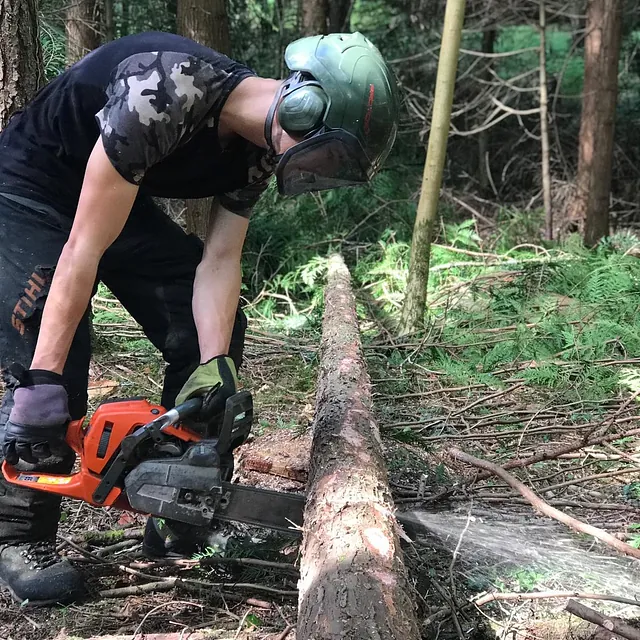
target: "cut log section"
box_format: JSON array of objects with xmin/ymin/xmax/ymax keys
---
[{"xmin": 297, "ymin": 255, "xmax": 420, "ymax": 640}]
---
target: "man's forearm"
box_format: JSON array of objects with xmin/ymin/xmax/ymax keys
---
[
  {"xmin": 192, "ymin": 255, "xmax": 242, "ymax": 362},
  {"xmin": 30, "ymin": 245, "xmax": 100, "ymax": 374}
]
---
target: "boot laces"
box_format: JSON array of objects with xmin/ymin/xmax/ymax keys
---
[{"xmin": 21, "ymin": 540, "xmax": 59, "ymax": 570}]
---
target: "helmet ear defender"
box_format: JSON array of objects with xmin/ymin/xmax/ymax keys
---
[{"xmin": 277, "ymin": 72, "xmax": 329, "ymax": 137}]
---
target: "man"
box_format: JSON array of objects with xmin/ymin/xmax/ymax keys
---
[{"xmin": 0, "ymin": 30, "xmax": 398, "ymax": 605}]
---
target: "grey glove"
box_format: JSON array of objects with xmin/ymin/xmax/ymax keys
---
[{"xmin": 3, "ymin": 367, "xmax": 71, "ymax": 465}]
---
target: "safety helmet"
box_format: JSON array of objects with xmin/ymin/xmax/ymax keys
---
[{"xmin": 265, "ymin": 32, "xmax": 399, "ymax": 196}]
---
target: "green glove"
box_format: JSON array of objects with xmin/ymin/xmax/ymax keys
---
[{"xmin": 176, "ymin": 355, "xmax": 238, "ymax": 429}]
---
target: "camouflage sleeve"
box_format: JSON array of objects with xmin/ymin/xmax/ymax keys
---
[
  {"xmin": 96, "ymin": 51, "xmax": 244, "ymax": 184},
  {"xmin": 218, "ymin": 148, "xmax": 276, "ymax": 217}
]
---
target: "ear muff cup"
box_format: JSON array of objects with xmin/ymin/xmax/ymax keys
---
[{"xmin": 277, "ymin": 85, "xmax": 328, "ymax": 136}]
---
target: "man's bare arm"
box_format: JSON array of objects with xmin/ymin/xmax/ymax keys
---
[
  {"xmin": 192, "ymin": 203, "xmax": 249, "ymax": 362},
  {"xmin": 30, "ymin": 139, "xmax": 139, "ymax": 373}
]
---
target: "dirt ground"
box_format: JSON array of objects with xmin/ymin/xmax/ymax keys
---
[{"xmin": 1, "ymin": 321, "xmax": 639, "ymax": 640}]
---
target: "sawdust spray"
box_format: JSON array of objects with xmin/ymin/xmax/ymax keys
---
[{"xmin": 406, "ymin": 509, "xmax": 640, "ymax": 604}]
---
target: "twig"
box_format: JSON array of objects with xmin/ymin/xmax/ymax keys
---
[
  {"xmin": 234, "ymin": 608, "xmax": 254, "ymax": 639},
  {"xmin": 57, "ymin": 535, "xmax": 106, "ymax": 564},
  {"xmin": 133, "ymin": 600, "xmax": 203, "ymax": 638},
  {"xmin": 451, "ymin": 382, "xmax": 524, "ymax": 418},
  {"xmin": 566, "ymin": 599, "xmax": 640, "ymax": 640},
  {"xmin": 471, "ymin": 426, "xmax": 640, "ymax": 482},
  {"xmin": 100, "ymin": 579, "xmax": 177, "ymax": 598},
  {"xmin": 95, "ymin": 539, "xmax": 139, "ymax": 557},
  {"xmin": 79, "ymin": 527, "xmax": 144, "ymax": 544},
  {"xmin": 449, "ymin": 448, "xmax": 640, "ymax": 560},
  {"xmin": 540, "ymin": 466, "xmax": 640, "ymax": 494},
  {"xmin": 276, "ymin": 624, "xmax": 296, "ymax": 640},
  {"xmin": 476, "ymin": 591, "xmax": 640, "ymax": 608}
]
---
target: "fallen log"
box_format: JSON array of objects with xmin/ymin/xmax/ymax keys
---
[{"xmin": 297, "ymin": 255, "xmax": 420, "ymax": 640}]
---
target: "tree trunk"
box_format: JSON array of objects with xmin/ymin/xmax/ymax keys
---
[
  {"xmin": 477, "ymin": 29, "xmax": 495, "ymax": 194},
  {"xmin": 539, "ymin": 0, "xmax": 553, "ymax": 240},
  {"xmin": 177, "ymin": 0, "xmax": 231, "ymax": 238},
  {"xmin": 104, "ymin": 0, "xmax": 114, "ymax": 42},
  {"xmin": 301, "ymin": 0, "xmax": 328, "ymax": 36},
  {"xmin": 66, "ymin": 0, "xmax": 101, "ymax": 66},
  {"xmin": 328, "ymin": 0, "xmax": 351, "ymax": 32},
  {"xmin": 0, "ymin": 0, "xmax": 43, "ymax": 129},
  {"xmin": 399, "ymin": 0, "xmax": 466, "ymax": 335},
  {"xmin": 568, "ymin": 0, "xmax": 622, "ymax": 246},
  {"xmin": 178, "ymin": 0, "xmax": 230, "ymax": 55},
  {"xmin": 297, "ymin": 254, "xmax": 420, "ymax": 640}
]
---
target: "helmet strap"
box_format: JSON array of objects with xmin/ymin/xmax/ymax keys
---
[{"xmin": 264, "ymin": 79, "xmax": 288, "ymax": 158}]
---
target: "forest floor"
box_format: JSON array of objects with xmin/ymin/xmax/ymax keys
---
[{"xmin": 2, "ymin": 234, "xmax": 640, "ymax": 640}]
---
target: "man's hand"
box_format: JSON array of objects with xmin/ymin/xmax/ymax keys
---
[
  {"xmin": 176, "ymin": 356, "xmax": 238, "ymax": 432},
  {"xmin": 3, "ymin": 368, "xmax": 71, "ymax": 465}
]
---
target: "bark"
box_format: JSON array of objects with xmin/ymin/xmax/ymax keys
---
[
  {"xmin": 104, "ymin": 0, "xmax": 114, "ymax": 42},
  {"xmin": 399, "ymin": 0, "xmax": 466, "ymax": 335},
  {"xmin": 568, "ymin": 0, "xmax": 622, "ymax": 245},
  {"xmin": 328, "ymin": 0, "xmax": 351, "ymax": 32},
  {"xmin": 539, "ymin": 0, "xmax": 553, "ymax": 240},
  {"xmin": 177, "ymin": 0, "xmax": 231, "ymax": 56},
  {"xmin": 566, "ymin": 600, "xmax": 640, "ymax": 640},
  {"xmin": 477, "ymin": 29, "xmax": 495, "ymax": 195},
  {"xmin": 301, "ymin": 0, "xmax": 328, "ymax": 36},
  {"xmin": 66, "ymin": 0, "xmax": 101, "ymax": 66},
  {"xmin": 177, "ymin": 0, "xmax": 231, "ymax": 238},
  {"xmin": 297, "ymin": 254, "xmax": 420, "ymax": 640},
  {"xmin": 0, "ymin": 0, "xmax": 43, "ymax": 130}
]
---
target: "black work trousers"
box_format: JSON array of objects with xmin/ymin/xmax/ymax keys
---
[{"xmin": 0, "ymin": 194, "xmax": 246, "ymax": 543}]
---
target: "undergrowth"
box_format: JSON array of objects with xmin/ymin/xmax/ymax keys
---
[{"xmin": 252, "ymin": 200, "xmax": 640, "ymax": 406}]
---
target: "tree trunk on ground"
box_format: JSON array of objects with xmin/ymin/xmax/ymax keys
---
[
  {"xmin": 177, "ymin": 0, "xmax": 231, "ymax": 238},
  {"xmin": 539, "ymin": 0, "xmax": 553, "ymax": 240},
  {"xmin": 301, "ymin": 0, "xmax": 328, "ymax": 36},
  {"xmin": 66, "ymin": 0, "xmax": 101, "ymax": 66},
  {"xmin": 328, "ymin": 0, "xmax": 351, "ymax": 32},
  {"xmin": 0, "ymin": 0, "xmax": 43, "ymax": 129},
  {"xmin": 399, "ymin": 0, "xmax": 466, "ymax": 336},
  {"xmin": 477, "ymin": 29, "xmax": 496, "ymax": 195},
  {"xmin": 567, "ymin": 0, "xmax": 622, "ymax": 246},
  {"xmin": 297, "ymin": 254, "xmax": 420, "ymax": 640}
]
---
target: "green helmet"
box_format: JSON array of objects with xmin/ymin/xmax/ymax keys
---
[{"xmin": 265, "ymin": 32, "xmax": 399, "ymax": 195}]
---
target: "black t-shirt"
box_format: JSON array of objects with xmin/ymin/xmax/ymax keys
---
[{"xmin": 0, "ymin": 32, "xmax": 274, "ymax": 218}]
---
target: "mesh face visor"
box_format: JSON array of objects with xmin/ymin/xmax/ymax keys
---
[{"xmin": 275, "ymin": 130, "xmax": 371, "ymax": 196}]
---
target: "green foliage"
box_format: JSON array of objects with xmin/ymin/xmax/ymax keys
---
[
  {"xmin": 358, "ymin": 225, "xmax": 640, "ymax": 405},
  {"xmin": 40, "ymin": 20, "xmax": 66, "ymax": 80}
]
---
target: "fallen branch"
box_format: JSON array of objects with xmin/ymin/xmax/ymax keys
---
[
  {"xmin": 476, "ymin": 591, "xmax": 640, "ymax": 608},
  {"xmin": 449, "ymin": 448, "xmax": 640, "ymax": 560},
  {"xmin": 473, "ymin": 426, "xmax": 640, "ymax": 481},
  {"xmin": 566, "ymin": 599, "xmax": 640, "ymax": 640}
]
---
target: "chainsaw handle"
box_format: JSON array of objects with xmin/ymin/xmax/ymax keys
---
[{"xmin": 173, "ymin": 397, "xmax": 203, "ymax": 420}]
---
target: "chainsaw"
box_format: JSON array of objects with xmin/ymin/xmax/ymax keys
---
[{"xmin": 1, "ymin": 392, "xmax": 307, "ymax": 536}]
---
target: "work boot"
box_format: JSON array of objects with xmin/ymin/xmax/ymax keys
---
[
  {"xmin": 142, "ymin": 517, "xmax": 230, "ymax": 559},
  {"xmin": 0, "ymin": 540, "xmax": 84, "ymax": 605}
]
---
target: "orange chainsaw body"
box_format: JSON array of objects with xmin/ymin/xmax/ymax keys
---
[{"xmin": 1, "ymin": 399, "xmax": 200, "ymax": 508}]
